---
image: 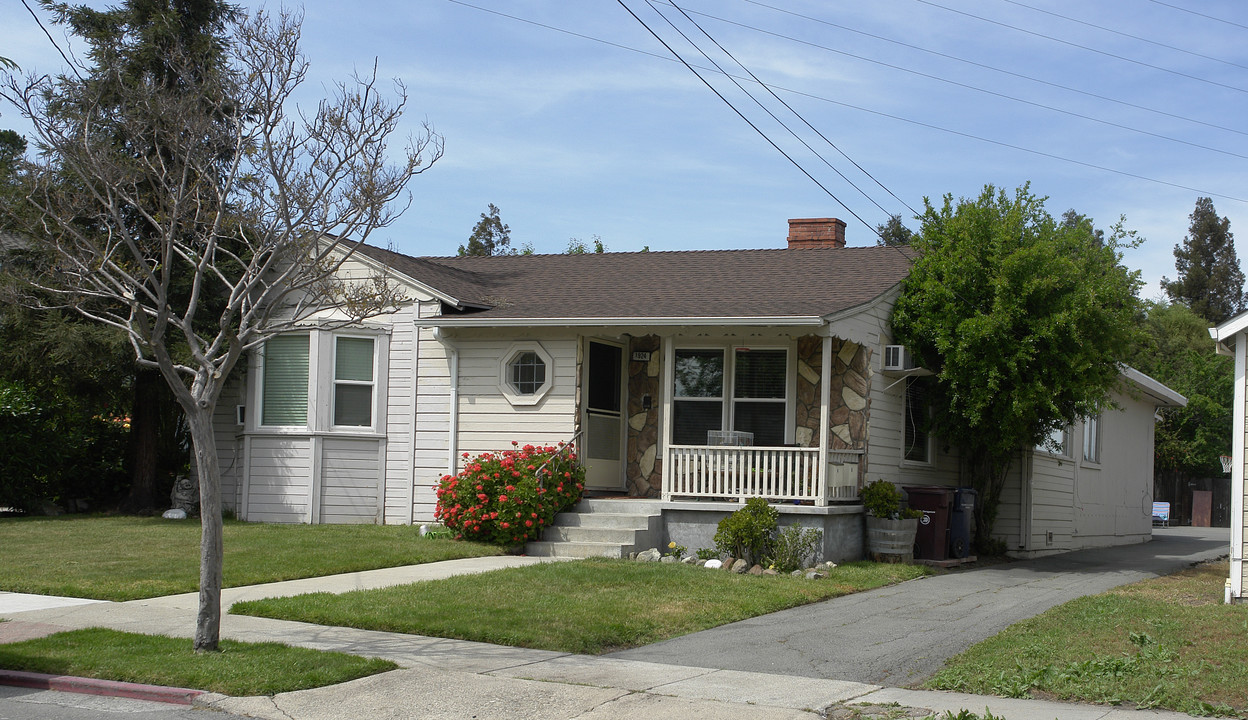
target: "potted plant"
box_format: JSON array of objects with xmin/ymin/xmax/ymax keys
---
[{"xmin": 861, "ymin": 479, "xmax": 920, "ymax": 562}]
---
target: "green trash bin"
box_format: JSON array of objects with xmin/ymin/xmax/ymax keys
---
[{"xmin": 903, "ymin": 486, "xmax": 956, "ymax": 561}]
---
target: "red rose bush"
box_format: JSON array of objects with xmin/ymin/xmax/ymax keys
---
[{"xmin": 434, "ymin": 442, "xmax": 584, "ymax": 545}]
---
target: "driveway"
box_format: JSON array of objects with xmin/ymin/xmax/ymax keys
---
[{"xmin": 606, "ymin": 526, "xmax": 1229, "ymax": 687}]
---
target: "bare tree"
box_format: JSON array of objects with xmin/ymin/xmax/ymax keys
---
[{"xmin": 1, "ymin": 9, "xmax": 441, "ymax": 651}]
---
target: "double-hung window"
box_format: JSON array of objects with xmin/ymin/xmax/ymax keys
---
[
  {"xmin": 672, "ymin": 346, "xmax": 788, "ymax": 447},
  {"xmin": 903, "ymin": 378, "xmax": 931, "ymax": 463},
  {"xmin": 333, "ymin": 336, "xmax": 375, "ymax": 427}
]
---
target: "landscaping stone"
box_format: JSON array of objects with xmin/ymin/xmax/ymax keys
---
[
  {"xmin": 804, "ymin": 570, "xmax": 828, "ymax": 580},
  {"xmin": 660, "ymin": 555, "xmax": 677, "ymax": 564},
  {"xmin": 731, "ymin": 559, "xmax": 749, "ymax": 574},
  {"xmin": 161, "ymin": 508, "xmax": 187, "ymax": 520},
  {"xmin": 723, "ymin": 556, "xmax": 736, "ymax": 571},
  {"xmin": 637, "ymin": 548, "xmax": 662, "ymax": 562},
  {"xmin": 762, "ymin": 568, "xmax": 778, "ymax": 576},
  {"xmin": 704, "ymin": 559, "xmax": 723, "ymax": 569},
  {"xmin": 748, "ymin": 564, "xmax": 764, "ymax": 575},
  {"xmin": 681, "ymin": 556, "xmax": 697, "ymax": 564}
]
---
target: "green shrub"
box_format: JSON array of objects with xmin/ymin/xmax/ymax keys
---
[
  {"xmin": 769, "ymin": 523, "xmax": 823, "ymax": 573},
  {"xmin": 713, "ymin": 497, "xmax": 778, "ymax": 565},
  {"xmin": 435, "ymin": 442, "xmax": 583, "ymax": 546},
  {"xmin": 861, "ymin": 479, "xmax": 903, "ymax": 519}
]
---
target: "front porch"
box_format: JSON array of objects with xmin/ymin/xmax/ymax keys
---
[{"xmin": 597, "ymin": 333, "xmax": 873, "ymax": 505}]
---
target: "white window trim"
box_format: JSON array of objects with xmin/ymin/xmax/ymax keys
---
[
  {"xmin": 498, "ymin": 341, "xmax": 554, "ymax": 406},
  {"xmin": 670, "ymin": 343, "xmax": 793, "ymax": 446},
  {"xmin": 1081, "ymin": 414, "xmax": 1102, "ymax": 467},
  {"xmin": 330, "ymin": 334, "xmax": 379, "ymax": 431}
]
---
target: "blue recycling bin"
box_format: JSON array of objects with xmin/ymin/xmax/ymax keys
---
[{"xmin": 949, "ymin": 488, "xmax": 976, "ymax": 559}]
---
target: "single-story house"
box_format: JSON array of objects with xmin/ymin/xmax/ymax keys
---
[
  {"xmin": 214, "ymin": 218, "xmax": 1184, "ymax": 560},
  {"xmin": 1212, "ymin": 312, "xmax": 1248, "ymax": 602}
]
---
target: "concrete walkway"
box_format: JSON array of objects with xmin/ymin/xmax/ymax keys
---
[{"xmin": 0, "ymin": 529, "xmax": 1230, "ymax": 720}]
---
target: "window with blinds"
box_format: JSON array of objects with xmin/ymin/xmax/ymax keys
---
[
  {"xmin": 333, "ymin": 336, "xmax": 375, "ymax": 427},
  {"xmin": 261, "ymin": 334, "xmax": 310, "ymax": 426},
  {"xmin": 733, "ymin": 349, "xmax": 786, "ymax": 447}
]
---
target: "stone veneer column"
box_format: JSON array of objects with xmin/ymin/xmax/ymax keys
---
[
  {"xmin": 796, "ymin": 336, "xmax": 823, "ymax": 447},
  {"xmin": 625, "ymin": 336, "xmax": 663, "ymax": 497}
]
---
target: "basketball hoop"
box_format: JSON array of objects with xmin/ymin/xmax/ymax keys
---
[{"xmin": 1220, "ymin": 455, "xmax": 1233, "ymax": 474}]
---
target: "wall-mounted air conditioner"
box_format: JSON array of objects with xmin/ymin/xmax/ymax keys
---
[{"xmin": 883, "ymin": 345, "xmax": 915, "ymax": 372}]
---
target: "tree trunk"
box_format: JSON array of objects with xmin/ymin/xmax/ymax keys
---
[
  {"xmin": 184, "ymin": 404, "xmax": 223, "ymax": 653},
  {"xmin": 123, "ymin": 366, "xmax": 162, "ymax": 512}
]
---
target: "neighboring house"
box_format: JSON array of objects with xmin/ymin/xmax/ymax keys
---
[
  {"xmin": 213, "ymin": 218, "xmax": 1183, "ymax": 561},
  {"xmin": 1212, "ymin": 312, "xmax": 1248, "ymax": 602}
]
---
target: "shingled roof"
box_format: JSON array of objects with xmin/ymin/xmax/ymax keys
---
[{"xmin": 353, "ymin": 243, "xmax": 914, "ymax": 325}]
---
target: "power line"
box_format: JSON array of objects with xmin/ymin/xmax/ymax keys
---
[
  {"xmin": 997, "ymin": 0, "xmax": 1248, "ymax": 71},
  {"xmin": 651, "ymin": 0, "xmax": 911, "ymax": 219},
  {"xmin": 1144, "ymin": 0, "xmax": 1248, "ymax": 33},
  {"xmin": 740, "ymin": 0, "xmax": 1248, "ymax": 139},
  {"xmin": 20, "ymin": 0, "xmax": 82, "ymax": 80},
  {"xmin": 444, "ymin": 0, "xmax": 1247, "ymax": 205},
  {"xmin": 685, "ymin": 4, "xmax": 1248, "ymax": 161},
  {"xmin": 914, "ymin": 0, "xmax": 1248, "ymax": 95},
  {"xmin": 615, "ymin": 0, "xmax": 884, "ymax": 235}
]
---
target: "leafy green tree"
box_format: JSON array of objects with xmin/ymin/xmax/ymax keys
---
[
  {"xmin": 891, "ymin": 185, "xmax": 1144, "ymax": 548},
  {"xmin": 1162, "ymin": 197, "xmax": 1245, "ymax": 324},
  {"xmin": 458, "ymin": 203, "xmax": 512, "ymax": 256},
  {"xmin": 1128, "ymin": 301, "xmax": 1231, "ymax": 476},
  {"xmin": 875, "ymin": 213, "xmax": 914, "ymax": 246},
  {"xmin": 3, "ymin": 6, "xmax": 439, "ymax": 652},
  {"xmin": 566, "ymin": 234, "xmax": 606, "ymax": 254}
]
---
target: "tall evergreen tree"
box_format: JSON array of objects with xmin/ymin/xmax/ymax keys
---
[
  {"xmin": 458, "ymin": 203, "xmax": 513, "ymax": 256},
  {"xmin": 875, "ymin": 213, "xmax": 914, "ymax": 246},
  {"xmin": 1161, "ymin": 197, "xmax": 1245, "ymax": 324}
]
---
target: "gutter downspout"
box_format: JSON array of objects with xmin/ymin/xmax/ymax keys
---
[{"xmin": 433, "ymin": 328, "xmax": 461, "ymax": 479}]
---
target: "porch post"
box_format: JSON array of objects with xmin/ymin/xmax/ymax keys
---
[
  {"xmin": 660, "ymin": 335, "xmax": 675, "ymax": 502},
  {"xmin": 817, "ymin": 335, "xmax": 832, "ymax": 506}
]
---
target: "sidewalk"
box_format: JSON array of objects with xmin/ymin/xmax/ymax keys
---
[{"xmin": 0, "ymin": 552, "xmax": 1219, "ymax": 720}]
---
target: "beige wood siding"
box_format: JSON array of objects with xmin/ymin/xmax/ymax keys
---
[
  {"xmin": 245, "ymin": 436, "xmax": 313, "ymax": 523},
  {"xmin": 320, "ymin": 437, "xmax": 382, "ymax": 524}
]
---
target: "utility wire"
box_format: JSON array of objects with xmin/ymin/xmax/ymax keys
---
[
  {"xmin": 1144, "ymin": 0, "xmax": 1248, "ymax": 33},
  {"xmin": 650, "ymin": 0, "xmax": 908, "ymax": 219},
  {"xmin": 662, "ymin": 0, "xmax": 917, "ymax": 216},
  {"xmin": 681, "ymin": 3, "xmax": 1248, "ymax": 161},
  {"xmin": 615, "ymin": 0, "xmax": 884, "ymax": 236},
  {"xmin": 445, "ymin": 0, "xmax": 1247, "ymax": 205},
  {"xmin": 915, "ymin": 0, "xmax": 1248, "ymax": 95},
  {"xmin": 998, "ymin": 0, "xmax": 1248, "ymax": 71},
  {"xmin": 20, "ymin": 0, "xmax": 82, "ymax": 80},
  {"xmin": 741, "ymin": 0, "xmax": 1248, "ymax": 139}
]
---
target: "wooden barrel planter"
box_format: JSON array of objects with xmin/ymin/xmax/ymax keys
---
[{"xmin": 865, "ymin": 516, "xmax": 918, "ymax": 563}]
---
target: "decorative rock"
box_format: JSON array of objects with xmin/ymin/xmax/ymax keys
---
[
  {"xmin": 637, "ymin": 548, "xmax": 662, "ymax": 562},
  {"xmin": 804, "ymin": 570, "xmax": 828, "ymax": 580},
  {"xmin": 704, "ymin": 559, "xmax": 723, "ymax": 569},
  {"xmin": 723, "ymin": 556, "xmax": 736, "ymax": 570},
  {"xmin": 629, "ymin": 552, "xmax": 638, "ymax": 561},
  {"xmin": 762, "ymin": 568, "xmax": 778, "ymax": 576},
  {"xmin": 660, "ymin": 555, "xmax": 678, "ymax": 563},
  {"xmin": 681, "ymin": 556, "xmax": 697, "ymax": 565},
  {"xmin": 731, "ymin": 559, "xmax": 749, "ymax": 574},
  {"xmin": 748, "ymin": 564, "xmax": 764, "ymax": 576},
  {"xmin": 162, "ymin": 508, "xmax": 188, "ymax": 520},
  {"xmin": 819, "ymin": 561, "xmax": 839, "ymax": 571}
]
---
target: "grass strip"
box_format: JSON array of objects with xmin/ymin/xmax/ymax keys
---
[
  {"xmin": 926, "ymin": 560, "xmax": 1248, "ymax": 717},
  {"xmin": 0, "ymin": 516, "xmax": 503, "ymax": 601},
  {"xmin": 0, "ymin": 628, "xmax": 396, "ymax": 696},
  {"xmin": 233, "ymin": 558, "xmax": 931, "ymax": 654}
]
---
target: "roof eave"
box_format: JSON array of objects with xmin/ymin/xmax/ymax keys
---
[
  {"xmin": 1120, "ymin": 364, "xmax": 1187, "ymax": 408},
  {"xmin": 421, "ymin": 315, "xmax": 827, "ymax": 328}
]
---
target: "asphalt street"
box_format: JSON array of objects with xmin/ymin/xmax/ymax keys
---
[{"xmin": 607, "ymin": 526, "xmax": 1229, "ymax": 687}]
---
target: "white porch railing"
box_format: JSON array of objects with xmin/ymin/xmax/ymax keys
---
[{"xmin": 664, "ymin": 446, "xmax": 861, "ymax": 505}]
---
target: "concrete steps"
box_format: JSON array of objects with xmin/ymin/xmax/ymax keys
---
[{"xmin": 525, "ymin": 498, "xmax": 664, "ymax": 558}]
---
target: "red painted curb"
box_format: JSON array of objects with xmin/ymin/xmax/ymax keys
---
[{"xmin": 0, "ymin": 669, "xmax": 204, "ymax": 705}]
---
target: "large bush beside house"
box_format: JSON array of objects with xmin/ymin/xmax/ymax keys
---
[{"xmin": 435, "ymin": 443, "xmax": 584, "ymax": 545}]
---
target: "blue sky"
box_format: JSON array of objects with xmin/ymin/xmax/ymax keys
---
[{"xmin": 4, "ymin": 0, "xmax": 1248, "ymax": 299}]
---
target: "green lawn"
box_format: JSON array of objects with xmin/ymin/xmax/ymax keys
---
[
  {"xmin": 0, "ymin": 628, "xmax": 396, "ymax": 696},
  {"xmin": 233, "ymin": 558, "xmax": 932, "ymax": 654},
  {"xmin": 0, "ymin": 515, "xmax": 503, "ymax": 601},
  {"xmin": 927, "ymin": 560, "xmax": 1248, "ymax": 717}
]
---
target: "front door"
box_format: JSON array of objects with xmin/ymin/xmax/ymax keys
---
[{"xmin": 584, "ymin": 340, "xmax": 625, "ymax": 491}]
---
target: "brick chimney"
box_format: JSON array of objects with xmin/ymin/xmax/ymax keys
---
[{"xmin": 787, "ymin": 218, "xmax": 846, "ymax": 249}]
